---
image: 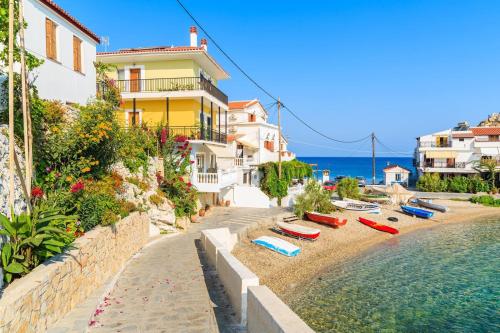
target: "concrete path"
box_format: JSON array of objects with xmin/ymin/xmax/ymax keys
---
[{"xmin": 49, "ymin": 207, "xmax": 285, "ymax": 333}]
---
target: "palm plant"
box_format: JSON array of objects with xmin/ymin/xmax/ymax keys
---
[{"xmin": 475, "ymin": 159, "xmax": 498, "ymax": 191}]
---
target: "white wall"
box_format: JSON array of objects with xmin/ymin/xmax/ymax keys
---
[{"xmin": 23, "ymin": 0, "xmax": 98, "ymax": 104}]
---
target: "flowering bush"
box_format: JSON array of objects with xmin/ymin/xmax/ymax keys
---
[
  {"xmin": 159, "ymin": 136, "xmax": 198, "ymax": 218},
  {"xmin": 117, "ymin": 126, "xmax": 158, "ymax": 173}
]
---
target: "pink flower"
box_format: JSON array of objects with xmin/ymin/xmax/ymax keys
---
[
  {"xmin": 71, "ymin": 181, "xmax": 85, "ymax": 193},
  {"xmin": 187, "ymin": 182, "xmax": 192, "ymax": 188},
  {"xmin": 161, "ymin": 128, "xmax": 167, "ymax": 144},
  {"xmin": 190, "ymin": 160, "xmax": 195, "ymax": 164},
  {"xmin": 175, "ymin": 135, "xmax": 187, "ymax": 143}
]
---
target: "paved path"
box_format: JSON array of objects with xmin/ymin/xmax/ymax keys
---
[{"xmin": 49, "ymin": 207, "xmax": 284, "ymax": 333}]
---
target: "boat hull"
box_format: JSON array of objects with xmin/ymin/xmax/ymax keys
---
[
  {"xmin": 401, "ymin": 205, "xmax": 434, "ymax": 219},
  {"xmin": 358, "ymin": 217, "xmax": 399, "ymax": 235},
  {"xmin": 416, "ymin": 199, "xmax": 449, "ymax": 213},
  {"xmin": 252, "ymin": 236, "xmax": 301, "ymax": 257},
  {"xmin": 332, "ymin": 200, "xmax": 380, "ymax": 211},
  {"xmin": 277, "ymin": 222, "xmax": 320, "ymax": 240},
  {"xmin": 305, "ymin": 212, "xmax": 347, "ymax": 228}
]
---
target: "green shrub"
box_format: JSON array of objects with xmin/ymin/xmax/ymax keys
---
[
  {"xmin": 448, "ymin": 176, "xmax": 469, "ymax": 193},
  {"xmin": 468, "ymin": 176, "xmax": 490, "ymax": 194},
  {"xmin": 149, "ymin": 194, "xmax": 164, "ymax": 206},
  {"xmin": 259, "ymin": 160, "xmax": 312, "ymax": 200},
  {"xmin": 416, "ymin": 173, "xmax": 448, "ymax": 192},
  {"xmin": 77, "ymin": 192, "xmax": 120, "ymax": 231},
  {"xmin": 336, "ymin": 177, "xmax": 360, "ymax": 199},
  {"xmin": 294, "ymin": 180, "xmax": 334, "ymax": 219},
  {"xmin": 118, "ymin": 200, "xmax": 137, "ymax": 218},
  {"xmin": 470, "ymin": 195, "xmax": 500, "ymax": 207},
  {"xmin": 126, "ymin": 176, "xmax": 149, "ymax": 192},
  {"xmin": 117, "ymin": 126, "xmax": 158, "ymax": 174}
]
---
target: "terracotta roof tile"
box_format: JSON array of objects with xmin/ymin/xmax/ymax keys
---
[
  {"xmin": 452, "ymin": 132, "xmax": 474, "ymax": 138},
  {"xmin": 471, "ymin": 127, "xmax": 500, "ymax": 136},
  {"xmin": 97, "ymin": 46, "xmax": 205, "ymax": 56},
  {"xmin": 228, "ymin": 100, "xmax": 259, "ymax": 110},
  {"xmin": 40, "ymin": 0, "xmax": 99, "ymax": 43},
  {"xmin": 383, "ymin": 165, "xmax": 411, "ymax": 172}
]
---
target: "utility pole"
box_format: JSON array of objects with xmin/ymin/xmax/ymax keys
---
[
  {"xmin": 8, "ymin": 0, "xmax": 15, "ymax": 209},
  {"xmin": 277, "ymin": 97, "xmax": 282, "ymax": 180},
  {"xmin": 372, "ymin": 132, "xmax": 376, "ymax": 185}
]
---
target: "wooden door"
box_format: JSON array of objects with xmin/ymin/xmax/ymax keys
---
[
  {"xmin": 130, "ymin": 69, "xmax": 141, "ymax": 92},
  {"xmin": 127, "ymin": 111, "xmax": 140, "ymax": 126}
]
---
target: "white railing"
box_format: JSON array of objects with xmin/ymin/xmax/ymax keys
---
[
  {"xmin": 197, "ymin": 172, "xmax": 219, "ymax": 184},
  {"xmin": 234, "ymin": 158, "xmax": 244, "ymax": 166}
]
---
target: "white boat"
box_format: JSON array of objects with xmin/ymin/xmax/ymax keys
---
[
  {"xmin": 332, "ymin": 200, "xmax": 381, "ymax": 214},
  {"xmin": 416, "ymin": 198, "xmax": 449, "ymax": 213},
  {"xmin": 276, "ymin": 221, "xmax": 321, "ymax": 240},
  {"xmin": 252, "ymin": 236, "xmax": 301, "ymax": 257}
]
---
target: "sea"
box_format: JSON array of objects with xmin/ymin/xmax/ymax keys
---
[
  {"xmin": 289, "ymin": 218, "xmax": 500, "ymax": 332},
  {"xmin": 297, "ymin": 157, "xmax": 415, "ymax": 184}
]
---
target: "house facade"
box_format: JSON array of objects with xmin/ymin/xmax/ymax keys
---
[
  {"xmin": 97, "ymin": 27, "xmax": 238, "ymax": 205},
  {"xmin": 383, "ymin": 165, "xmax": 410, "ymax": 187},
  {"xmin": 415, "ymin": 122, "xmax": 500, "ymax": 180},
  {"xmin": 23, "ymin": 0, "xmax": 100, "ymax": 104}
]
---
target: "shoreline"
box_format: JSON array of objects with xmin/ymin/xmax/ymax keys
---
[{"xmin": 232, "ymin": 200, "xmax": 499, "ymax": 302}]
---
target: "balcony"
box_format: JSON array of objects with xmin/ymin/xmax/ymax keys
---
[
  {"xmin": 419, "ymin": 141, "xmax": 452, "ymax": 148},
  {"xmin": 424, "ymin": 161, "xmax": 466, "ymax": 168},
  {"xmin": 193, "ymin": 169, "xmax": 238, "ymax": 192},
  {"xmin": 167, "ymin": 126, "xmax": 227, "ymax": 144},
  {"xmin": 99, "ymin": 76, "xmax": 228, "ymax": 105}
]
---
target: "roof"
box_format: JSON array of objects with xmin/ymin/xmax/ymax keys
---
[
  {"xmin": 452, "ymin": 131, "xmax": 474, "ymax": 138},
  {"xmin": 471, "ymin": 127, "xmax": 500, "ymax": 136},
  {"xmin": 383, "ymin": 165, "xmax": 411, "ymax": 173},
  {"xmin": 39, "ymin": 0, "xmax": 100, "ymax": 43},
  {"xmin": 228, "ymin": 100, "xmax": 259, "ymax": 110},
  {"xmin": 97, "ymin": 46, "xmax": 204, "ymax": 55}
]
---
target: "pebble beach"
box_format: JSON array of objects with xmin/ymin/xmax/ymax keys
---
[{"xmin": 232, "ymin": 200, "xmax": 500, "ymax": 301}]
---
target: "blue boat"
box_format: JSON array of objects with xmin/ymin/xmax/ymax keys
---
[
  {"xmin": 252, "ymin": 236, "xmax": 301, "ymax": 257},
  {"xmin": 400, "ymin": 205, "xmax": 434, "ymax": 219}
]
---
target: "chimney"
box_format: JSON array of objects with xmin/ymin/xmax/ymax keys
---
[
  {"xmin": 200, "ymin": 38, "xmax": 207, "ymax": 51},
  {"xmin": 190, "ymin": 26, "xmax": 198, "ymax": 47}
]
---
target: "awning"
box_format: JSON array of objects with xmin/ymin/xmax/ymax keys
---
[
  {"xmin": 204, "ymin": 144, "xmax": 234, "ymax": 158},
  {"xmin": 425, "ymin": 151, "xmax": 457, "ymax": 158},
  {"xmin": 237, "ymin": 137, "xmax": 259, "ymax": 149}
]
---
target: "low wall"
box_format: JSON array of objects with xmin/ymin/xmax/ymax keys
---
[
  {"xmin": 0, "ymin": 212, "xmax": 150, "ymax": 333},
  {"xmin": 217, "ymin": 249, "xmax": 259, "ymax": 325},
  {"xmin": 247, "ymin": 286, "xmax": 314, "ymax": 333},
  {"xmin": 201, "ymin": 227, "xmax": 313, "ymax": 332}
]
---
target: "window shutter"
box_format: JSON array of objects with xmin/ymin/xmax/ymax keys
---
[
  {"xmin": 73, "ymin": 36, "xmax": 82, "ymax": 72},
  {"xmin": 45, "ymin": 18, "xmax": 52, "ymax": 58}
]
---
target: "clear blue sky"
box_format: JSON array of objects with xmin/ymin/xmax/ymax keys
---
[{"xmin": 57, "ymin": 0, "xmax": 500, "ymax": 157}]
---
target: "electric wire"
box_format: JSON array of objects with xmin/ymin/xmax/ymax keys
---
[
  {"xmin": 374, "ymin": 136, "xmax": 413, "ymax": 156},
  {"xmin": 175, "ymin": 0, "xmax": 372, "ymax": 144}
]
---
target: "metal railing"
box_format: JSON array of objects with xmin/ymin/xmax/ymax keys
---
[
  {"xmin": 99, "ymin": 76, "xmax": 228, "ymax": 104},
  {"xmin": 419, "ymin": 141, "xmax": 452, "ymax": 148},
  {"xmin": 167, "ymin": 126, "xmax": 227, "ymax": 144}
]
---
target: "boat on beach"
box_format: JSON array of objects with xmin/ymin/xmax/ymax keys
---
[
  {"xmin": 415, "ymin": 198, "xmax": 449, "ymax": 213},
  {"xmin": 332, "ymin": 199, "xmax": 381, "ymax": 214},
  {"xmin": 400, "ymin": 205, "xmax": 434, "ymax": 219},
  {"xmin": 252, "ymin": 236, "xmax": 301, "ymax": 257},
  {"xmin": 305, "ymin": 211, "xmax": 348, "ymax": 228},
  {"xmin": 276, "ymin": 221, "xmax": 321, "ymax": 240},
  {"xmin": 358, "ymin": 217, "xmax": 399, "ymax": 234},
  {"xmin": 360, "ymin": 194, "xmax": 391, "ymax": 204}
]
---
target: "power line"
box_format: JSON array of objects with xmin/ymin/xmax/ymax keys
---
[
  {"xmin": 374, "ymin": 136, "xmax": 413, "ymax": 156},
  {"xmin": 175, "ymin": 0, "xmax": 371, "ymax": 144}
]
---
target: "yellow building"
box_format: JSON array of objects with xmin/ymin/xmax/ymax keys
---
[{"xmin": 96, "ymin": 26, "xmax": 230, "ymax": 143}]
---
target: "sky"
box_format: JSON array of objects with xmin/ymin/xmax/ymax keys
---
[{"xmin": 56, "ymin": 0, "xmax": 500, "ymax": 157}]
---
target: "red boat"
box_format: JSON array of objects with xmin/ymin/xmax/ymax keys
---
[
  {"xmin": 305, "ymin": 212, "xmax": 347, "ymax": 228},
  {"xmin": 358, "ymin": 217, "xmax": 399, "ymax": 235},
  {"xmin": 276, "ymin": 222, "xmax": 321, "ymax": 240}
]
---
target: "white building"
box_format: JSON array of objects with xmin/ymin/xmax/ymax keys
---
[
  {"xmin": 21, "ymin": 0, "xmax": 99, "ymax": 104},
  {"xmin": 415, "ymin": 123, "xmax": 500, "ymax": 179},
  {"xmin": 383, "ymin": 165, "xmax": 410, "ymax": 187}
]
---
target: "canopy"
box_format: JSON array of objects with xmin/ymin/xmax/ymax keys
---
[
  {"xmin": 204, "ymin": 144, "xmax": 234, "ymax": 158},
  {"xmin": 237, "ymin": 137, "xmax": 259, "ymax": 149},
  {"xmin": 425, "ymin": 151, "xmax": 457, "ymax": 159}
]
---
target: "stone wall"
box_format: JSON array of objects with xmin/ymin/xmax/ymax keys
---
[{"xmin": 0, "ymin": 212, "xmax": 150, "ymax": 333}]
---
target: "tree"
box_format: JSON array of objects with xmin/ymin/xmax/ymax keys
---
[{"xmin": 475, "ymin": 159, "xmax": 498, "ymax": 190}]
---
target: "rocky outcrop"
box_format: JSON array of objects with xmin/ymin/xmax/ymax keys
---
[
  {"xmin": 478, "ymin": 113, "xmax": 500, "ymax": 127},
  {"xmin": 111, "ymin": 157, "xmax": 177, "ymax": 234}
]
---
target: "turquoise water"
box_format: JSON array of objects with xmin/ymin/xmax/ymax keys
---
[{"xmin": 290, "ymin": 219, "xmax": 500, "ymax": 332}]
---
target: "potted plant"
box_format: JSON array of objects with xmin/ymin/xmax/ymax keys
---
[
  {"xmin": 199, "ymin": 208, "xmax": 206, "ymax": 217},
  {"xmin": 205, "ymin": 204, "xmax": 211, "ymax": 211},
  {"xmin": 191, "ymin": 214, "xmax": 198, "ymax": 223},
  {"xmin": 225, "ymin": 200, "xmax": 231, "ymax": 207}
]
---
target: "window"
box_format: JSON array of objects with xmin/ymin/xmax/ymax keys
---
[
  {"xmin": 196, "ymin": 154, "xmax": 205, "ymax": 173},
  {"xmin": 396, "ymin": 174, "xmax": 402, "ymax": 182},
  {"xmin": 45, "ymin": 18, "xmax": 57, "ymax": 60},
  {"xmin": 459, "ymin": 138, "xmax": 464, "ymax": 142},
  {"xmin": 248, "ymin": 114, "xmax": 256, "ymax": 122},
  {"xmin": 73, "ymin": 36, "xmax": 82, "ymax": 72},
  {"xmin": 117, "ymin": 69, "xmax": 125, "ymax": 80}
]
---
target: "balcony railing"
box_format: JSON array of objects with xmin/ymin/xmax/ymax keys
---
[
  {"xmin": 197, "ymin": 172, "xmax": 218, "ymax": 184},
  {"xmin": 419, "ymin": 142, "xmax": 452, "ymax": 148},
  {"xmin": 423, "ymin": 161, "xmax": 467, "ymax": 168},
  {"xmin": 167, "ymin": 126, "xmax": 227, "ymax": 144},
  {"xmin": 99, "ymin": 76, "xmax": 228, "ymax": 105}
]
